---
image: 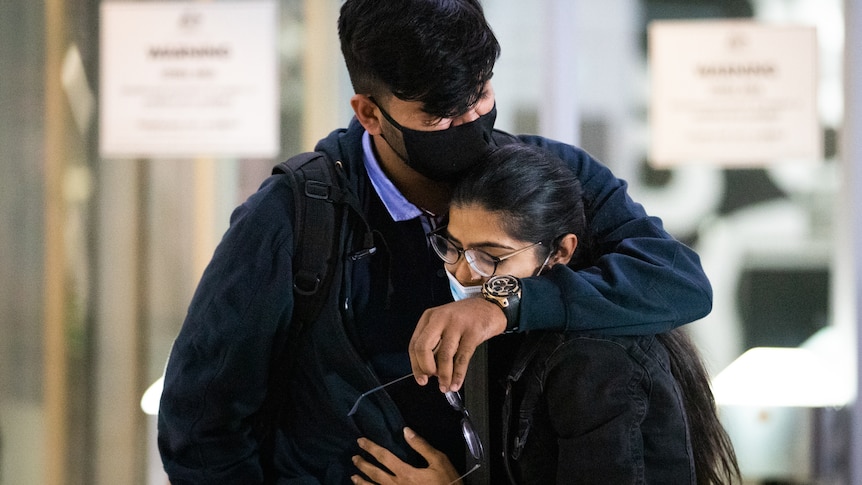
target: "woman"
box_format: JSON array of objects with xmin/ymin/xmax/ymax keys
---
[{"xmin": 351, "ymin": 144, "xmax": 739, "ymax": 484}]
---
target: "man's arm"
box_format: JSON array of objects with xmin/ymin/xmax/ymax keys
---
[
  {"xmin": 410, "ymin": 136, "xmax": 711, "ymax": 391},
  {"xmin": 157, "ymin": 176, "xmax": 296, "ymax": 484},
  {"xmin": 517, "ymin": 135, "xmax": 712, "ymax": 334}
]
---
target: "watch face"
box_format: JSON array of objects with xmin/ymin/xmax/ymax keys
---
[{"xmin": 485, "ymin": 275, "xmax": 520, "ymax": 297}]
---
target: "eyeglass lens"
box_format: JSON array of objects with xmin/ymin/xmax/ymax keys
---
[
  {"xmin": 429, "ymin": 233, "xmax": 459, "ymax": 264},
  {"xmin": 445, "ymin": 391, "xmax": 485, "ymax": 461},
  {"xmin": 429, "ymin": 234, "xmax": 496, "ymax": 277}
]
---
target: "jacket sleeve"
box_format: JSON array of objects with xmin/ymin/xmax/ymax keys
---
[
  {"xmin": 516, "ymin": 136, "xmax": 712, "ymax": 335},
  {"xmin": 157, "ymin": 175, "xmax": 298, "ymax": 484}
]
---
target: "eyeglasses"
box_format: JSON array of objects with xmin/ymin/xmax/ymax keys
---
[
  {"xmin": 444, "ymin": 387, "xmax": 485, "ymax": 462},
  {"xmin": 347, "ymin": 372, "xmax": 485, "ymax": 480},
  {"xmin": 429, "ymin": 226, "xmax": 542, "ymax": 277}
]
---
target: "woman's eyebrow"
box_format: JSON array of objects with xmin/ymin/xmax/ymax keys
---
[
  {"xmin": 444, "ymin": 230, "xmax": 463, "ymax": 246},
  {"xmin": 445, "ymin": 231, "xmax": 514, "ymax": 251},
  {"xmin": 472, "ymin": 241, "xmax": 516, "ymax": 251}
]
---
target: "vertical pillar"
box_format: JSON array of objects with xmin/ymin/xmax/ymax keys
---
[
  {"xmin": 463, "ymin": 344, "xmax": 489, "ymax": 484},
  {"xmin": 44, "ymin": 0, "xmax": 69, "ymax": 483},
  {"xmin": 94, "ymin": 158, "xmax": 147, "ymax": 485},
  {"xmin": 302, "ymin": 0, "xmax": 341, "ymax": 151},
  {"xmin": 539, "ymin": 0, "xmax": 579, "ymax": 145},
  {"xmin": 193, "ymin": 158, "xmax": 218, "ymax": 278},
  {"xmin": 847, "ymin": 0, "xmax": 862, "ymax": 483}
]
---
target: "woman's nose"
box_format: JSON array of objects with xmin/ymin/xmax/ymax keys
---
[{"xmin": 453, "ymin": 258, "xmax": 481, "ymax": 284}]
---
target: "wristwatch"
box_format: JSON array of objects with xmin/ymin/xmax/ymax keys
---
[{"xmin": 482, "ymin": 274, "xmax": 522, "ymax": 333}]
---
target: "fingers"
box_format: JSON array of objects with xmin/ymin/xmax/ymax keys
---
[
  {"xmin": 409, "ymin": 314, "xmax": 474, "ymax": 393},
  {"xmin": 409, "ymin": 300, "xmax": 505, "ymax": 392},
  {"xmin": 351, "ymin": 455, "xmax": 390, "ymax": 485},
  {"xmin": 352, "ymin": 438, "xmax": 400, "ymax": 484},
  {"xmin": 350, "ymin": 473, "xmax": 376, "ymax": 485},
  {"xmin": 402, "ymin": 427, "xmax": 441, "ymax": 461},
  {"xmin": 353, "ymin": 431, "xmax": 461, "ymax": 485},
  {"xmin": 437, "ymin": 334, "xmax": 482, "ymax": 392},
  {"xmin": 356, "ymin": 437, "xmax": 401, "ymax": 470},
  {"xmin": 408, "ymin": 311, "xmax": 439, "ymax": 386},
  {"xmin": 403, "ymin": 428, "xmax": 462, "ymax": 483}
]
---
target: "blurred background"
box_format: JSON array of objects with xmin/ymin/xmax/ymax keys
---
[{"xmin": 1, "ymin": 0, "xmax": 860, "ymax": 483}]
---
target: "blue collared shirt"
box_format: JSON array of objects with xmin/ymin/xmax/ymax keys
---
[{"xmin": 361, "ymin": 131, "xmax": 425, "ymax": 222}]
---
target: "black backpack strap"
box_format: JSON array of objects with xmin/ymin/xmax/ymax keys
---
[
  {"xmin": 270, "ymin": 150, "xmax": 374, "ymax": 371},
  {"xmin": 257, "ymin": 152, "xmax": 375, "ymax": 481},
  {"xmin": 255, "ymin": 152, "xmax": 343, "ymax": 478},
  {"xmin": 273, "ymin": 152, "xmax": 341, "ymax": 323}
]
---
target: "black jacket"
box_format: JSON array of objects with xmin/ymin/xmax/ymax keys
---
[{"xmin": 500, "ymin": 332, "xmax": 696, "ymax": 484}]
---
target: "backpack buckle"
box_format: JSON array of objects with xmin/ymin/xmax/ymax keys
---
[{"xmin": 305, "ymin": 180, "xmax": 332, "ymax": 201}]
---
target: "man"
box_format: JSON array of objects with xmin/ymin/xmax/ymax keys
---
[{"xmin": 158, "ymin": 1, "xmax": 713, "ymax": 483}]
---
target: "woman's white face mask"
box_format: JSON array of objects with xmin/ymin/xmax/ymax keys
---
[{"xmin": 445, "ymin": 269, "xmax": 484, "ymax": 301}]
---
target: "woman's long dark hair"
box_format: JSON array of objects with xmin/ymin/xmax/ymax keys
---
[
  {"xmin": 452, "ymin": 143, "xmax": 740, "ymax": 484},
  {"xmin": 658, "ymin": 329, "xmax": 741, "ymax": 484},
  {"xmin": 451, "ymin": 143, "xmax": 591, "ymax": 265}
]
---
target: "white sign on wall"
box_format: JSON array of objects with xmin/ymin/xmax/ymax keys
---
[
  {"xmin": 649, "ymin": 21, "xmax": 820, "ymax": 167},
  {"xmin": 100, "ymin": 1, "xmax": 278, "ymax": 159}
]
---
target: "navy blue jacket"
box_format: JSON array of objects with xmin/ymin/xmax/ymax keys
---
[{"xmin": 157, "ymin": 118, "xmax": 712, "ymax": 484}]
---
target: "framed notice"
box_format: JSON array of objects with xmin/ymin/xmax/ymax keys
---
[
  {"xmin": 649, "ymin": 21, "xmax": 820, "ymax": 167},
  {"xmin": 100, "ymin": 1, "xmax": 278, "ymax": 158}
]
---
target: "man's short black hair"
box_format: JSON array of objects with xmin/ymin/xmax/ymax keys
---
[{"xmin": 338, "ymin": 0, "xmax": 500, "ymax": 119}]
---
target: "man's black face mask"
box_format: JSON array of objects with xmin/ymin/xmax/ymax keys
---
[{"xmin": 373, "ymin": 99, "xmax": 497, "ymax": 182}]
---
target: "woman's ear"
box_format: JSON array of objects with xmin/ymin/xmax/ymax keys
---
[
  {"xmin": 350, "ymin": 94, "xmax": 383, "ymax": 135},
  {"xmin": 549, "ymin": 234, "xmax": 578, "ymax": 267}
]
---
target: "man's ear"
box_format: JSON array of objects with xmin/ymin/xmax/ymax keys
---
[
  {"xmin": 549, "ymin": 234, "xmax": 578, "ymax": 266},
  {"xmin": 350, "ymin": 94, "xmax": 383, "ymax": 135}
]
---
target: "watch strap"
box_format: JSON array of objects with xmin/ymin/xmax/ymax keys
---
[
  {"xmin": 482, "ymin": 275, "xmax": 521, "ymax": 333},
  {"xmin": 500, "ymin": 297, "xmax": 520, "ymax": 333}
]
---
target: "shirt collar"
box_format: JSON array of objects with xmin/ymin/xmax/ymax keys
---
[{"xmin": 361, "ymin": 131, "xmax": 424, "ymax": 222}]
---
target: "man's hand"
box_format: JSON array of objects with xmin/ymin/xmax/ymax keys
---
[{"xmin": 408, "ymin": 298, "xmax": 506, "ymax": 392}]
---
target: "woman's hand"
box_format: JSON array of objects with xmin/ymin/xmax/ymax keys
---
[{"xmin": 351, "ymin": 427, "xmax": 462, "ymax": 485}]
